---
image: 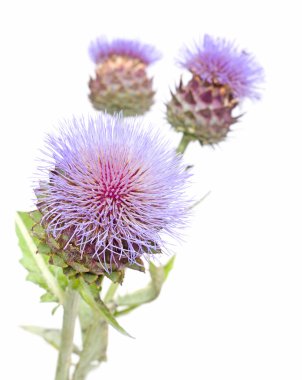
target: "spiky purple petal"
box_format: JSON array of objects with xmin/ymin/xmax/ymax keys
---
[
  {"xmin": 35, "ymin": 113, "xmax": 190, "ymax": 270},
  {"xmin": 179, "ymin": 35, "xmax": 264, "ymax": 100},
  {"xmin": 89, "ymin": 37, "xmax": 161, "ymax": 65}
]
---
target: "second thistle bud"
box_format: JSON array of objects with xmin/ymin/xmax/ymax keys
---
[
  {"xmin": 167, "ymin": 35, "xmax": 264, "ymax": 146},
  {"xmin": 88, "ymin": 38, "xmax": 161, "ymax": 116},
  {"xmin": 167, "ymin": 76, "xmax": 238, "ymax": 145}
]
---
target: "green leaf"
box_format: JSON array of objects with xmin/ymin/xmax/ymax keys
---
[
  {"xmin": 114, "ymin": 304, "xmax": 140, "ymax": 317},
  {"xmin": 75, "ymin": 278, "xmax": 132, "ymax": 338},
  {"xmin": 163, "ymin": 255, "xmax": 175, "ymax": 280},
  {"xmin": 115, "ymin": 256, "xmax": 175, "ymax": 312},
  {"xmin": 21, "ymin": 325, "xmax": 80, "ymax": 355},
  {"xmin": 40, "ymin": 292, "xmax": 58, "ymax": 303},
  {"xmin": 16, "ymin": 211, "xmax": 66, "ymax": 304}
]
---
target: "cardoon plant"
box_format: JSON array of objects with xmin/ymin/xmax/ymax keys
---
[
  {"xmin": 166, "ymin": 35, "xmax": 264, "ymax": 149},
  {"xmin": 16, "ymin": 113, "xmax": 190, "ymax": 380},
  {"xmin": 16, "ymin": 33, "xmax": 263, "ymax": 380},
  {"xmin": 88, "ymin": 38, "xmax": 161, "ymax": 116}
]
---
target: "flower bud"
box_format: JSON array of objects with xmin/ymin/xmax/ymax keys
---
[
  {"xmin": 167, "ymin": 35, "xmax": 264, "ymax": 145},
  {"xmin": 88, "ymin": 38, "xmax": 161, "ymax": 116}
]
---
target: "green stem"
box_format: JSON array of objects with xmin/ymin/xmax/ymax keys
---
[
  {"xmin": 55, "ymin": 286, "xmax": 80, "ymax": 380},
  {"xmin": 104, "ymin": 281, "xmax": 119, "ymax": 303},
  {"xmin": 176, "ymin": 134, "xmax": 191, "ymax": 154},
  {"xmin": 72, "ymin": 317, "xmax": 108, "ymax": 380}
]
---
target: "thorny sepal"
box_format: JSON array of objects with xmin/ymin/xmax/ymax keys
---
[{"xmin": 28, "ymin": 210, "xmax": 140, "ymax": 286}]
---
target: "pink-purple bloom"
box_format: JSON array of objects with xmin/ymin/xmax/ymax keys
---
[
  {"xmin": 89, "ymin": 37, "xmax": 161, "ymax": 65},
  {"xmin": 179, "ymin": 35, "xmax": 264, "ymax": 100},
  {"xmin": 36, "ymin": 113, "xmax": 189, "ymax": 271}
]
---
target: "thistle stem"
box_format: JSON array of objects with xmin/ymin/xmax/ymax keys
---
[
  {"xmin": 55, "ymin": 286, "xmax": 80, "ymax": 380},
  {"xmin": 177, "ymin": 134, "xmax": 191, "ymax": 154},
  {"xmin": 72, "ymin": 318, "xmax": 108, "ymax": 380}
]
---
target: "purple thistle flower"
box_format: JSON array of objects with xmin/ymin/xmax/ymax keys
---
[
  {"xmin": 35, "ymin": 113, "xmax": 190, "ymax": 272},
  {"xmin": 179, "ymin": 34, "xmax": 264, "ymax": 100},
  {"xmin": 89, "ymin": 37, "xmax": 161, "ymax": 65}
]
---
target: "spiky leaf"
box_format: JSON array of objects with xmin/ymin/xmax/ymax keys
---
[
  {"xmin": 75, "ymin": 278, "xmax": 132, "ymax": 338},
  {"xmin": 16, "ymin": 211, "xmax": 67, "ymax": 304},
  {"xmin": 21, "ymin": 325, "xmax": 80, "ymax": 354}
]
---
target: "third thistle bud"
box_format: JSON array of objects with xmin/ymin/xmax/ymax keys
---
[
  {"xmin": 167, "ymin": 35, "xmax": 264, "ymax": 145},
  {"xmin": 88, "ymin": 38, "xmax": 161, "ymax": 116}
]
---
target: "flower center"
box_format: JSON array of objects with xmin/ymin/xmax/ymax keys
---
[
  {"xmin": 97, "ymin": 159, "xmax": 138, "ymax": 214},
  {"xmin": 103, "ymin": 182, "xmax": 124, "ymax": 202}
]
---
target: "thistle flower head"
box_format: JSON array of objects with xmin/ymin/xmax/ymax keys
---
[
  {"xmin": 35, "ymin": 113, "xmax": 190, "ymax": 274},
  {"xmin": 89, "ymin": 37, "xmax": 161, "ymax": 66},
  {"xmin": 179, "ymin": 34, "xmax": 264, "ymax": 100}
]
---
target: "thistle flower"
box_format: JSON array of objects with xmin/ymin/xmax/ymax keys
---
[
  {"xmin": 167, "ymin": 35, "xmax": 264, "ymax": 145},
  {"xmin": 89, "ymin": 38, "xmax": 161, "ymax": 66},
  {"xmin": 34, "ymin": 113, "xmax": 189, "ymax": 282},
  {"xmin": 88, "ymin": 37, "xmax": 161, "ymax": 116}
]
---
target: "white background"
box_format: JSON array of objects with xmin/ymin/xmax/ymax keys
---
[{"xmin": 1, "ymin": 1, "xmax": 301, "ymax": 379}]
